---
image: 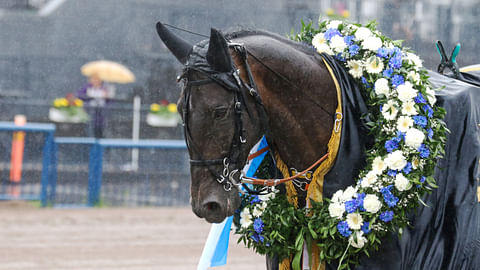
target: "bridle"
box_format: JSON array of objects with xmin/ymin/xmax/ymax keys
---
[{"xmin": 180, "ymin": 43, "xmax": 269, "ymax": 193}]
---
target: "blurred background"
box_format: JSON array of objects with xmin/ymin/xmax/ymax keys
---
[
  {"xmin": 0, "ymin": 1, "xmax": 478, "ymax": 269},
  {"xmin": 0, "ymin": 0, "xmax": 478, "ymax": 208},
  {"xmin": 0, "ymin": 0, "xmax": 478, "ymax": 138}
]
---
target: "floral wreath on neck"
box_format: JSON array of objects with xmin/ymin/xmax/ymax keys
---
[{"xmin": 233, "ymin": 19, "xmax": 448, "ymax": 269}]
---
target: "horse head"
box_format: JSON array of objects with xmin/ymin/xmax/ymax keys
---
[{"xmin": 156, "ymin": 22, "xmax": 264, "ymax": 223}]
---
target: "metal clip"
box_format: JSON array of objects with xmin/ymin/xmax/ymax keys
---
[
  {"xmin": 240, "ymin": 136, "xmax": 247, "ymax": 144},
  {"xmin": 233, "ymin": 70, "xmax": 242, "ymax": 86},
  {"xmin": 235, "ymin": 102, "xmax": 241, "ymax": 110},
  {"xmin": 223, "ymin": 181, "xmax": 233, "ymax": 192},
  {"xmin": 217, "ymin": 175, "xmax": 225, "ymax": 184},
  {"xmin": 334, "ymin": 112, "xmax": 343, "ymax": 133},
  {"xmin": 249, "ymin": 87, "xmax": 256, "ymax": 96}
]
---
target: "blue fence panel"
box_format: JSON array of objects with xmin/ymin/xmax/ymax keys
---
[
  {"xmin": 0, "ymin": 122, "xmax": 55, "ymax": 206},
  {"xmin": 95, "ymin": 139, "xmax": 189, "ymax": 207},
  {"xmin": 52, "ymin": 138, "xmax": 189, "ymax": 207}
]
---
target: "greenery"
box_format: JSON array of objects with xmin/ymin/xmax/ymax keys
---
[{"xmin": 235, "ymin": 19, "xmax": 448, "ymax": 269}]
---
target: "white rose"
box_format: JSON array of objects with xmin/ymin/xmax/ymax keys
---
[
  {"xmin": 406, "ymin": 52, "xmax": 423, "ymax": 68},
  {"xmin": 374, "ymin": 78, "xmax": 390, "ymax": 96},
  {"xmin": 396, "ymin": 115, "xmax": 413, "ymax": 132},
  {"xmin": 372, "ymin": 156, "xmax": 386, "ymax": 174},
  {"xmin": 349, "ymin": 231, "xmax": 368, "ymax": 248},
  {"xmin": 331, "ymin": 190, "xmax": 344, "ymax": 203},
  {"xmin": 426, "ymin": 87, "xmax": 437, "ymax": 106},
  {"xmin": 330, "ymin": 35, "xmax": 347, "ymax": 53},
  {"xmin": 328, "ymin": 202, "xmax": 345, "ymax": 219},
  {"xmin": 342, "ymin": 186, "xmax": 357, "ymax": 201},
  {"xmin": 327, "ymin": 20, "xmax": 343, "ymax": 29},
  {"xmin": 361, "ymin": 171, "xmax": 377, "ymax": 188},
  {"xmin": 240, "ymin": 208, "xmax": 253, "ymax": 228},
  {"xmin": 384, "ymin": 150, "xmax": 407, "ymax": 170},
  {"xmin": 355, "ymin": 27, "xmax": 372, "ymax": 41},
  {"xmin": 252, "ymin": 202, "xmax": 267, "ymax": 217},
  {"xmin": 405, "ymin": 128, "xmax": 425, "ymax": 148},
  {"xmin": 407, "ymin": 70, "xmax": 420, "ymax": 83},
  {"xmin": 396, "ymin": 82, "xmax": 418, "ymax": 102},
  {"xmin": 362, "ymin": 36, "xmax": 383, "ymax": 51},
  {"xmin": 315, "ymin": 43, "xmax": 333, "ymax": 55},
  {"xmin": 395, "ymin": 173, "xmax": 411, "ymax": 191},
  {"xmin": 346, "ymin": 213, "xmax": 363, "ymax": 230},
  {"xmin": 363, "ymin": 194, "xmax": 382, "ymax": 213}
]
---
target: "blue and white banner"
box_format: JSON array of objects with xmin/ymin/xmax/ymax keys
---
[{"xmin": 197, "ymin": 136, "xmax": 268, "ymax": 269}]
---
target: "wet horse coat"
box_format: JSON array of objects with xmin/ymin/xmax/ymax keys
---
[{"xmin": 155, "ymin": 23, "xmax": 480, "ymax": 269}]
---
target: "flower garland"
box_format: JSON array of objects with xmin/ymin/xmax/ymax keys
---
[{"xmin": 234, "ymin": 19, "xmax": 447, "ymax": 269}]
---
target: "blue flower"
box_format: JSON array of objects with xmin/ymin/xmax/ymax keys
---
[
  {"xmin": 387, "ymin": 170, "xmax": 398, "ymax": 177},
  {"xmin": 389, "ymin": 47, "xmax": 402, "ymax": 57},
  {"xmin": 388, "ymin": 56, "xmax": 403, "ymax": 69},
  {"xmin": 427, "ymin": 128, "xmax": 434, "ymax": 139},
  {"xmin": 403, "ymin": 162, "xmax": 412, "ymax": 174},
  {"xmin": 395, "ymin": 131, "xmax": 405, "ymax": 142},
  {"xmin": 418, "ymin": 144, "xmax": 430, "ymax": 158},
  {"xmin": 380, "ymin": 210, "xmax": 394, "ymax": 222},
  {"xmin": 356, "ymin": 193, "xmax": 366, "ymax": 211},
  {"xmin": 361, "ymin": 222, "xmax": 371, "ymax": 234},
  {"xmin": 344, "ymin": 35, "xmax": 355, "ymax": 45},
  {"xmin": 380, "ymin": 185, "xmax": 393, "ymax": 194},
  {"xmin": 349, "ymin": 44, "xmax": 360, "ymax": 56},
  {"xmin": 415, "ymin": 93, "xmax": 426, "ymax": 104},
  {"xmin": 335, "ymin": 53, "xmax": 346, "ymax": 62},
  {"xmin": 420, "ymin": 176, "xmax": 426, "ymax": 183},
  {"xmin": 391, "ymin": 74, "xmax": 404, "ymax": 87},
  {"xmin": 383, "ymin": 68, "xmax": 394, "ymax": 78},
  {"xmin": 361, "ymin": 76, "xmax": 371, "ymax": 88},
  {"xmin": 345, "ymin": 199, "xmax": 358, "ymax": 213},
  {"xmin": 377, "ymin": 47, "xmax": 389, "ymax": 58},
  {"xmin": 324, "ymin": 28, "xmax": 341, "ymax": 40},
  {"xmin": 253, "ymin": 218, "xmax": 264, "ymax": 234},
  {"xmin": 413, "ymin": 115, "xmax": 428, "ymax": 128},
  {"xmin": 250, "ymin": 233, "xmax": 264, "ymax": 243},
  {"xmin": 385, "ymin": 139, "xmax": 399, "ymax": 153},
  {"xmin": 251, "ymin": 196, "xmax": 261, "ymax": 204},
  {"xmin": 337, "ymin": 221, "xmax": 352, "ymax": 237},
  {"xmin": 381, "ymin": 185, "xmax": 399, "ymax": 208},
  {"xmin": 423, "ymin": 105, "xmax": 434, "ymax": 118}
]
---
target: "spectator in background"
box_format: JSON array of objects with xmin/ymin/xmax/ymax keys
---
[{"xmin": 76, "ymin": 74, "xmax": 115, "ymax": 138}]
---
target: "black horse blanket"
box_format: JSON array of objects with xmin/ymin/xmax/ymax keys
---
[{"xmin": 320, "ymin": 54, "xmax": 480, "ymax": 269}]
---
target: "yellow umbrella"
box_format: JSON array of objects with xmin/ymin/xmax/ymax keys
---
[{"xmin": 81, "ymin": 60, "xmax": 135, "ymax": 84}]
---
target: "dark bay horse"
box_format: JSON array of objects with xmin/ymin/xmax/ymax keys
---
[
  {"xmin": 156, "ymin": 23, "xmax": 341, "ymax": 223},
  {"xmin": 155, "ymin": 22, "xmax": 480, "ymax": 269}
]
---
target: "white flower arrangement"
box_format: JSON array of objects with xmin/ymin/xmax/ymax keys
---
[{"xmin": 235, "ymin": 19, "xmax": 447, "ymax": 269}]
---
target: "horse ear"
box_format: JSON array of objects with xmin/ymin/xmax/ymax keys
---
[
  {"xmin": 156, "ymin": 22, "xmax": 192, "ymax": 64},
  {"xmin": 206, "ymin": 28, "xmax": 233, "ymax": 72}
]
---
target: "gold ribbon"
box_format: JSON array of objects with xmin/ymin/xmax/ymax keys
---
[{"xmin": 275, "ymin": 57, "xmax": 342, "ymax": 270}]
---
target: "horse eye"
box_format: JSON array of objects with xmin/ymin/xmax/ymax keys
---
[{"xmin": 213, "ymin": 107, "xmax": 228, "ymax": 119}]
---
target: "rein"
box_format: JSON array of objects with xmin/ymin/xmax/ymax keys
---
[{"xmin": 241, "ymin": 152, "xmax": 329, "ymax": 187}]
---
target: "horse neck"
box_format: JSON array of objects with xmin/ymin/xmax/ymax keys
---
[{"xmin": 236, "ymin": 36, "xmax": 338, "ymax": 170}]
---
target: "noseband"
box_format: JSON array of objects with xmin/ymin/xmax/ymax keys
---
[{"xmin": 180, "ymin": 44, "xmax": 268, "ymax": 192}]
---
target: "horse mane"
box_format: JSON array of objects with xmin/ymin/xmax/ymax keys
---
[{"xmin": 224, "ymin": 28, "xmax": 316, "ymax": 56}]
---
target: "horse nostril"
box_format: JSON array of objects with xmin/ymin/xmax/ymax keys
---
[{"xmin": 204, "ymin": 201, "xmax": 221, "ymax": 212}]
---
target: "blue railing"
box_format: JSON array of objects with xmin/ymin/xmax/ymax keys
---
[
  {"xmin": 0, "ymin": 121, "xmax": 55, "ymax": 206},
  {"xmin": 0, "ymin": 121, "xmax": 189, "ymax": 207},
  {"xmin": 53, "ymin": 138, "xmax": 187, "ymax": 206}
]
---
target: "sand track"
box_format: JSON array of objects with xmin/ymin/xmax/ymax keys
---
[{"xmin": 0, "ymin": 202, "xmax": 265, "ymax": 270}]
